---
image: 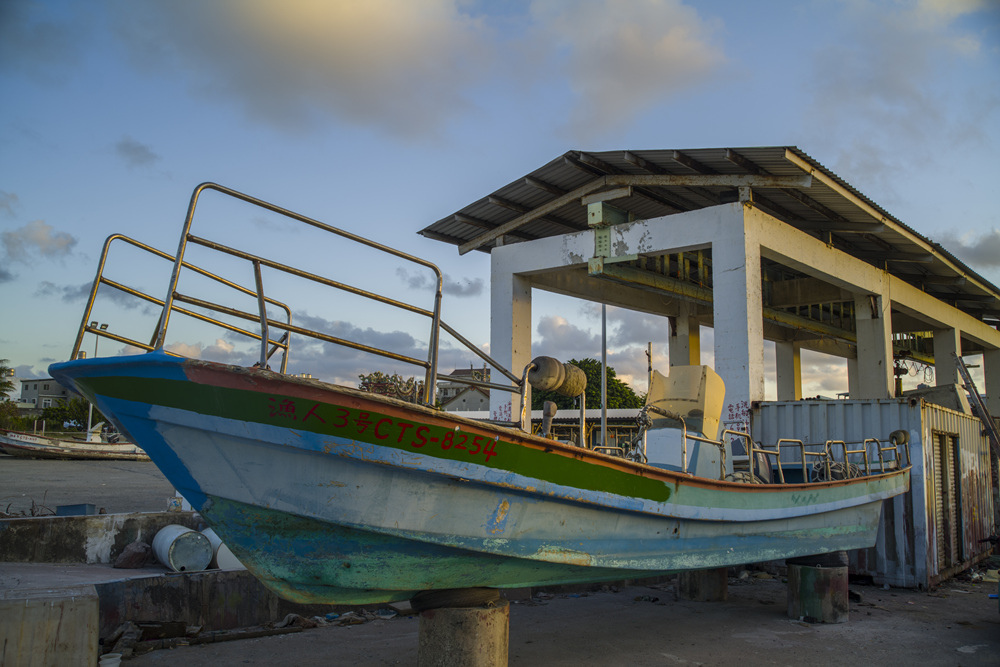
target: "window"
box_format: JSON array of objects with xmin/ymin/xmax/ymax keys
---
[
  {"xmin": 42, "ymin": 398, "xmax": 52, "ymax": 408},
  {"xmin": 33, "ymin": 384, "xmax": 37, "ymax": 390},
  {"xmin": 43, "ymin": 383, "xmax": 49, "ymax": 390}
]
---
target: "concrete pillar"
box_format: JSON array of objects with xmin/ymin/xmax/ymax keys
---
[
  {"xmin": 676, "ymin": 567, "xmax": 728, "ymax": 601},
  {"xmin": 786, "ymin": 563, "xmax": 849, "ymax": 623},
  {"xmin": 984, "ymin": 349, "xmax": 1000, "ymax": 417},
  {"xmin": 712, "ymin": 216, "xmax": 764, "ymax": 429},
  {"xmin": 933, "ymin": 328, "xmax": 961, "ymax": 386},
  {"xmin": 670, "ymin": 302, "xmax": 700, "ymax": 367},
  {"xmin": 846, "ymin": 356, "xmax": 859, "ymax": 399},
  {"xmin": 418, "ymin": 600, "xmax": 509, "ymax": 666},
  {"xmin": 853, "ymin": 293, "xmax": 894, "ymax": 399},
  {"xmin": 489, "ymin": 272, "xmax": 532, "ymax": 421},
  {"xmin": 775, "ymin": 341, "xmax": 802, "ymax": 401}
]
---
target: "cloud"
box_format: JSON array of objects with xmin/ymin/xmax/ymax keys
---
[
  {"xmin": 2, "ymin": 220, "xmax": 78, "ymax": 263},
  {"xmin": 115, "ymin": 136, "xmax": 160, "ymax": 169},
  {"xmin": 0, "ymin": 0, "xmax": 88, "ymax": 82},
  {"xmin": 35, "ymin": 281, "xmax": 91, "ymax": 302},
  {"xmin": 107, "ymin": 0, "xmax": 493, "ymax": 138},
  {"xmin": 0, "ymin": 266, "xmax": 13, "ymax": 283},
  {"xmin": 936, "ymin": 228, "xmax": 1000, "ymax": 270},
  {"xmin": 529, "ymin": 0, "xmax": 725, "ymax": 138},
  {"xmin": 13, "ymin": 365, "xmax": 43, "ymax": 379},
  {"xmin": 0, "ymin": 191, "xmax": 18, "ymax": 217},
  {"xmin": 395, "ymin": 268, "xmax": 485, "ymax": 297},
  {"xmin": 803, "ymin": 0, "xmax": 996, "ymax": 198}
]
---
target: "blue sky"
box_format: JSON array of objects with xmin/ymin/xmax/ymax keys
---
[{"xmin": 1, "ymin": 0, "xmax": 998, "ymax": 398}]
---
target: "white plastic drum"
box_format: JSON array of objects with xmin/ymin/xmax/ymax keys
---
[
  {"xmin": 152, "ymin": 525, "xmax": 213, "ymax": 572},
  {"xmin": 201, "ymin": 527, "xmax": 247, "ymax": 570}
]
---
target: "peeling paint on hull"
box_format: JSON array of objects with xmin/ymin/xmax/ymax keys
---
[{"xmin": 50, "ymin": 352, "xmax": 911, "ymax": 605}]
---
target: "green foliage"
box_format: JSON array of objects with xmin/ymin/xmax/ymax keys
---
[
  {"xmin": 0, "ymin": 400, "xmax": 32, "ymax": 431},
  {"xmin": 40, "ymin": 398, "xmax": 105, "ymax": 430},
  {"xmin": 0, "ymin": 359, "xmax": 14, "ymax": 397},
  {"xmin": 358, "ymin": 371, "xmax": 424, "ymax": 403},
  {"xmin": 531, "ymin": 358, "xmax": 644, "ymax": 410}
]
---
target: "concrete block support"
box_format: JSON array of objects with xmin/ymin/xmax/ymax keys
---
[
  {"xmin": 418, "ymin": 600, "xmax": 510, "ymax": 667},
  {"xmin": 676, "ymin": 568, "xmax": 728, "ymax": 601},
  {"xmin": 933, "ymin": 328, "xmax": 961, "ymax": 386},
  {"xmin": 786, "ymin": 564, "xmax": 849, "ymax": 623},
  {"xmin": 0, "ymin": 585, "xmax": 99, "ymax": 666},
  {"xmin": 775, "ymin": 341, "xmax": 802, "ymax": 401}
]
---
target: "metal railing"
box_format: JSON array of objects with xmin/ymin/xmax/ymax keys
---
[{"xmin": 71, "ymin": 183, "xmax": 528, "ymax": 414}]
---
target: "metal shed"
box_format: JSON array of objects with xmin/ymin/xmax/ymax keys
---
[{"xmin": 752, "ymin": 398, "xmax": 996, "ymax": 588}]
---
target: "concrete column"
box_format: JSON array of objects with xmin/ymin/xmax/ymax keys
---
[
  {"xmin": 677, "ymin": 568, "xmax": 728, "ymax": 601},
  {"xmin": 853, "ymin": 292, "xmax": 894, "ymax": 399},
  {"xmin": 983, "ymin": 349, "xmax": 1000, "ymax": 417},
  {"xmin": 933, "ymin": 328, "xmax": 961, "ymax": 386},
  {"xmin": 712, "ymin": 213, "xmax": 764, "ymax": 428},
  {"xmin": 490, "ymin": 271, "xmax": 532, "ymax": 421},
  {"xmin": 418, "ymin": 600, "xmax": 509, "ymax": 666},
  {"xmin": 670, "ymin": 302, "xmax": 700, "ymax": 367},
  {"xmin": 775, "ymin": 341, "xmax": 802, "ymax": 401},
  {"xmin": 847, "ymin": 356, "xmax": 859, "ymax": 399}
]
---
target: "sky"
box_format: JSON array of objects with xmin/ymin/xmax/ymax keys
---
[{"xmin": 1, "ymin": 0, "xmax": 999, "ymax": 401}]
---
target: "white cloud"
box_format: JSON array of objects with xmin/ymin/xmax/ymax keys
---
[
  {"xmin": 108, "ymin": 0, "xmax": 493, "ymax": 138},
  {"xmin": 529, "ymin": 0, "xmax": 725, "ymax": 138},
  {"xmin": 2, "ymin": 220, "xmax": 77, "ymax": 263}
]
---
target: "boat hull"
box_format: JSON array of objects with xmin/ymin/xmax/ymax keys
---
[
  {"xmin": 50, "ymin": 352, "xmax": 910, "ymax": 604},
  {"xmin": 0, "ymin": 430, "xmax": 149, "ymax": 461}
]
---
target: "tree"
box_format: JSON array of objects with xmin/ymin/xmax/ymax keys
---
[
  {"xmin": 531, "ymin": 358, "xmax": 644, "ymax": 410},
  {"xmin": 0, "ymin": 359, "xmax": 14, "ymax": 398},
  {"xmin": 358, "ymin": 371, "xmax": 425, "ymax": 403}
]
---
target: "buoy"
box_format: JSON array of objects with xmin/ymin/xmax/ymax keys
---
[
  {"xmin": 528, "ymin": 357, "xmax": 586, "ymax": 397},
  {"xmin": 152, "ymin": 525, "xmax": 213, "ymax": 572}
]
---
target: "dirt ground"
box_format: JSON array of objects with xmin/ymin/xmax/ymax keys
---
[{"xmin": 126, "ymin": 577, "xmax": 1000, "ymax": 666}]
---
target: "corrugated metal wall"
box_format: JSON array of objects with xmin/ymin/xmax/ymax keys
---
[{"xmin": 752, "ymin": 398, "xmax": 996, "ymax": 588}]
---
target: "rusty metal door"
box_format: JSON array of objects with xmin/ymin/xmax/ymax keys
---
[{"xmin": 933, "ymin": 432, "xmax": 962, "ymax": 569}]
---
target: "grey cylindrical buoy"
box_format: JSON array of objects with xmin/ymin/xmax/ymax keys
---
[{"xmin": 528, "ymin": 357, "xmax": 586, "ymax": 397}]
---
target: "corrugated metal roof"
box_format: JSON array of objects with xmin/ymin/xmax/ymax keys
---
[{"xmin": 420, "ymin": 147, "xmax": 1000, "ymax": 321}]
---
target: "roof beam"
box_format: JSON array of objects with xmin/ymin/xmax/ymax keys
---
[
  {"xmin": 458, "ymin": 173, "xmax": 813, "ymax": 254},
  {"xmin": 487, "ymin": 195, "xmax": 585, "ymax": 232}
]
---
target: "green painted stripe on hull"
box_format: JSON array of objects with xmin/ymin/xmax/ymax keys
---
[{"xmin": 85, "ymin": 374, "xmax": 674, "ymax": 503}]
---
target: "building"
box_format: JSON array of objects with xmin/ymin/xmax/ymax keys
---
[
  {"xmin": 19, "ymin": 378, "xmax": 73, "ymax": 411},
  {"xmin": 421, "ymin": 146, "xmax": 1000, "ymax": 585},
  {"xmin": 438, "ymin": 368, "xmax": 490, "ymax": 412}
]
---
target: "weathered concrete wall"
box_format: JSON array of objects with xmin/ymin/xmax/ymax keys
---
[
  {"xmin": 95, "ymin": 570, "xmax": 334, "ymax": 639},
  {"xmin": 0, "ymin": 585, "xmax": 99, "ymax": 666},
  {"xmin": 0, "ymin": 512, "xmax": 200, "ymax": 563}
]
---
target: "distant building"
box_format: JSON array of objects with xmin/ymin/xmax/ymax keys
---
[
  {"xmin": 438, "ymin": 368, "xmax": 490, "ymax": 412},
  {"xmin": 19, "ymin": 378, "xmax": 73, "ymax": 412}
]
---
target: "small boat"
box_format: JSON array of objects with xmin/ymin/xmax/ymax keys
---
[
  {"xmin": 48, "ymin": 183, "xmax": 911, "ymax": 605},
  {"xmin": 0, "ymin": 423, "xmax": 149, "ymax": 461}
]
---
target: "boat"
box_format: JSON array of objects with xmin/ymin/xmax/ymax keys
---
[
  {"xmin": 47, "ymin": 183, "xmax": 911, "ymax": 605},
  {"xmin": 0, "ymin": 423, "xmax": 149, "ymax": 461}
]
